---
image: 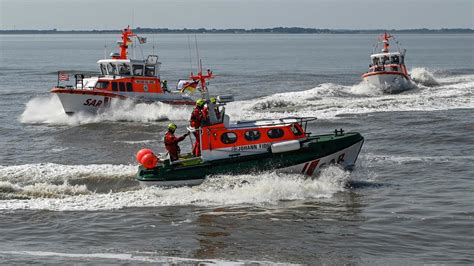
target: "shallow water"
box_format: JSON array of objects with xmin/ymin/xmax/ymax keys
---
[{"xmin": 0, "ymin": 33, "xmax": 473, "ymax": 264}]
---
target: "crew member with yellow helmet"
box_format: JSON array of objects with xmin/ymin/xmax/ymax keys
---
[
  {"xmin": 202, "ymin": 97, "xmax": 221, "ymax": 122},
  {"xmin": 164, "ymin": 123, "xmax": 189, "ymax": 161},
  {"xmin": 189, "ymin": 99, "xmax": 206, "ymax": 156}
]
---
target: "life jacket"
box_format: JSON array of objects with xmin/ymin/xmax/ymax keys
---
[
  {"xmin": 164, "ymin": 131, "xmax": 186, "ymax": 160},
  {"xmin": 190, "ymin": 107, "xmax": 204, "ymax": 128}
]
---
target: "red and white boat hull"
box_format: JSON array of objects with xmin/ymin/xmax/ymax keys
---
[
  {"xmin": 51, "ymin": 88, "xmax": 195, "ymax": 114},
  {"xmin": 362, "ymin": 72, "xmax": 415, "ymax": 93}
]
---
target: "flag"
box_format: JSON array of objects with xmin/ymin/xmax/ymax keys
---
[
  {"xmin": 58, "ymin": 72, "xmax": 69, "ymax": 81},
  {"xmin": 138, "ymin": 36, "xmax": 147, "ymax": 44},
  {"xmin": 177, "ymin": 80, "xmax": 198, "ymax": 93}
]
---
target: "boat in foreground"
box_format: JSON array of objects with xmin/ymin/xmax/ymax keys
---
[
  {"xmin": 362, "ymin": 32, "xmax": 415, "ymax": 93},
  {"xmin": 135, "ymin": 70, "xmax": 364, "ymax": 187},
  {"xmin": 51, "ymin": 26, "xmax": 200, "ymax": 114}
]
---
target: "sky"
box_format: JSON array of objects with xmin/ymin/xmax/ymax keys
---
[{"xmin": 0, "ymin": 0, "xmax": 473, "ymax": 30}]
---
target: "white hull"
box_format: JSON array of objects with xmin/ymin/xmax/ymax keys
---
[
  {"xmin": 363, "ymin": 73, "xmax": 415, "ymax": 93},
  {"xmin": 52, "ymin": 90, "xmax": 196, "ymax": 114},
  {"xmin": 54, "ymin": 93, "xmax": 114, "ymax": 114}
]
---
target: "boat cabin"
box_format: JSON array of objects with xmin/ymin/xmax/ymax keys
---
[
  {"xmin": 368, "ymin": 52, "xmax": 407, "ymax": 73},
  {"xmin": 97, "ymin": 55, "xmax": 161, "ymax": 78},
  {"xmin": 198, "ymin": 118, "xmax": 311, "ymax": 161},
  {"xmin": 370, "ymin": 52, "xmax": 403, "ymax": 66}
]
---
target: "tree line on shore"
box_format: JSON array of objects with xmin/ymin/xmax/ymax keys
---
[{"xmin": 1, "ymin": 27, "xmax": 472, "ymax": 34}]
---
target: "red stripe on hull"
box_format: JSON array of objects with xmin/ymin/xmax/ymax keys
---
[
  {"xmin": 51, "ymin": 88, "xmax": 128, "ymax": 99},
  {"xmin": 305, "ymin": 160, "xmax": 320, "ymax": 176},
  {"xmin": 361, "ymin": 71, "xmax": 410, "ymax": 80},
  {"xmin": 51, "ymin": 88, "xmax": 195, "ymax": 105}
]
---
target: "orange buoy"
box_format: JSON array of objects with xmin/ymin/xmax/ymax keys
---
[
  {"xmin": 136, "ymin": 148, "xmax": 153, "ymax": 164},
  {"xmin": 141, "ymin": 153, "xmax": 158, "ymax": 169}
]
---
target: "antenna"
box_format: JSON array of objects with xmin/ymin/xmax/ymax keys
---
[
  {"xmin": 152, "ymin": 34, "xmax": 155, "ymax": 55},
  {"xmin": 103, "ymin": 23, "xmax": 107, "ymax": 59},
  {"xmin": 131, "ymin": 9, "xmax": 135, "ymax": 30},
  {"xmin": 187, "ymin": 35, "xmax": 193, "ymax": 73},
  {"xmin": 194, "ymin": 35, "xmax": 200, "ymax": 73}
]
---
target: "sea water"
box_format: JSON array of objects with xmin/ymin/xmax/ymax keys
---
[{"xmin": 0, "ymin": 33, "xmax": 473, "ymax": 263}]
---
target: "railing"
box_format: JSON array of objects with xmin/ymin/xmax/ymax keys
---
[{"xmin": 56, "ymin": 71, "xmax": 99, "ymax": 89}]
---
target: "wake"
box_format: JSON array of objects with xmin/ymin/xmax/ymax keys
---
[{"xmin": 19, "ymin": 69, "xmax": 473, "ymax": 125}]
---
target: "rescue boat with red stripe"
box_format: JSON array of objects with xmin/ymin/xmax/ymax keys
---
[
  {"xmin": 362, "ymin": 32, "xmax": 415, "ymax": 93},
  {"xmin": 51, "ymin": 26, "xmax": 200, "ymax": 114},
  {"xmin": 135, "ymin": 69, "xmax": 364, "ymax": 187}
]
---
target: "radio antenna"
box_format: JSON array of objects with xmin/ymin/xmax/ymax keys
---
[
  {"xmin": 194, "ymin": 35, "xmax": 200, "ymax": 72},
  {"xmin": 187, "ymin": 35, "xmax": 193, "ymax": 73}
]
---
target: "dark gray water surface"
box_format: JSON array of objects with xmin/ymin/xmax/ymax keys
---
[{"xmin": 0, "ymin": 34, "xmax": 473, "ymax": 264}]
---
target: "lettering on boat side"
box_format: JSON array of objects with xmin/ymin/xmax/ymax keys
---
[
  {"xmin": 83, "ymin": 98, "xmax": 103, "ymax": 107},
  {"xmin": 230, "ymin": 143, "xmax": 270, "ymax": 152},
  {"xmin": 231, "ymin": 145, "xmax": 258, "ymax": 152},
  {"xmin": 135, "ymin": 80, "xmax": 155, "ymax": 84},
  {"xmin": 301, "ymin": 153, "xmax": 346, "ymax": 175}
]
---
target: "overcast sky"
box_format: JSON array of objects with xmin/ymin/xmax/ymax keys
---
[{"xmin": 1, "ymin": 0, "xmax": 473, "ymax": 30}]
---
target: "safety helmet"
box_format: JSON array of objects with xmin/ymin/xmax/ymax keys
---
[
  {"xmin": 196, "ymin": 99, "xmax": 205, "ymax": 107},
  {"xmin": 167, "ymin": 123, "xmax": 177, "ymax": 131},
  {"xmin": 210, "ymin": 97, "xmax": 217, "ymax": 104}
]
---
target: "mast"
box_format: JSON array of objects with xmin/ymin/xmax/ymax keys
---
[
  {"xmin": 190, "ymin": 67, "xmax": 219, "ymax": 124},
  {"xmin": 380, "ymin": 32, "xmax": 393, "ymax": 53},
  {"xmin": 119, "ymin": 26, "xmax": 136, "ymax": 59}
]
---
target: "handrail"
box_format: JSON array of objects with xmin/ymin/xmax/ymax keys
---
[{"xmin": 203, "ymin": 116, "xmax": 317, "ymax": 131}]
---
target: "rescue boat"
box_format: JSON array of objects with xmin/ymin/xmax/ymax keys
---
[
  {"xmin": 135, "ymin": 69, "xmax": 364, "ymax": 187},
  {"xmin": 51, "ymin": 26, "xmax": 199, "ymax": 114},
  {"xmin": 362, "ymin": 32, "xmax": 415, "ymax": 93}
]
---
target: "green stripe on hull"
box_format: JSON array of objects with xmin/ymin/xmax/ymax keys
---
[{"xmin": 136, "ymin": 132, "xmax": 363, "ymax": 183}]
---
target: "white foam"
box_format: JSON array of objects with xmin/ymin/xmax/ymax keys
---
[
  {"xmin": 226, "ymin": 72, "xmax": 474, "ymax": 121},
  {"xmin": 362, "ymin": 154, "xmax": 474, "ymax": 165},
  {"xmin": 0, "ymin": 163, "xmax": 136, "ymax": 186},
  {"xmin": 20, "ymin": 95, "xmax": 192, "ymax": 126},
  {"xmin": 0, "ymin": 166, "xmax": 349, "ymax": 211},
  {"xmin": 0, "ymin": 250, "xmax": 292, "ymax": 264},
  {"xmin": 410, "ymin": 67, "xmax": 439, "ymax": 86}
]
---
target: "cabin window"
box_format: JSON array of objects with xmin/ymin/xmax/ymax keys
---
[
  {"xmin": 100, "ymin": 64, "xmax": 107, "ymax": 75},
  {"xmin": 145, "ymin": 66, "xmax": 155, "ymax": 77},
  {"xmin": 244, "ymin": 130, "xmax": 261, "ymax": 141},
  {"xmin": 291, "ymin": 124, "xmax": 303, "ymax": 136},
  {"xmin": 119, "ymin": 82, "xmax": 126, "ymax": 92},
  {"xmin": 221, "ymin": 132, "xmax": 237, "ymax": 144},
  {"xmin": 391, "ymin": 66, "xmax": 399, "ymax": 71},
  {"xmin": 95, "ymin": 81, "xmax": 109, "ymax": 89},
  {"xmin": 126, "ymin": 82, "xmax": 133, "ymax": 92},
  {"xmin": 107, "ymin": 63, "xmax": 118, "ymax": 75},
  {"xmin": 267, "ymin": 128, "xmax": 284, "ymax": 139},
  {"xmin": 119, "ymin": 64, "xmax": 131, "ymax": 75},
  {"xmin": 391, "ymin": 56, "xmax": 400, "ymax": 64},
  {"xmin": 132, "ymin": 65, "xmax": 144, "ymax": 76},
  {"xmin": 111, "ymin": 82, "xmax": 118, "ymax": 91}
]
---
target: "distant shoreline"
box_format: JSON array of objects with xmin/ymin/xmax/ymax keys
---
[{"xmin": 0, "ymin": 27, "xmax": 473, "ymax": 34}]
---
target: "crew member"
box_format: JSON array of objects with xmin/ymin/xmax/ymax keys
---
[
  {"xmin": 162, "ymin": 80, "xmax": 170, "ymax": 93},
  {"xmin": 202, "ymin": 97, "xmax": 221, "ymax": 123},
  {"xmin": 210, "ymin": 97, "xmax": 221, "ymax": 120},
  {"xmin": 190, "ymin": 99, "xmax": 206, "ymax": 156},
  {"xmin": 164, "ymin": 123, "xmax": 189, "ymax": 161}
]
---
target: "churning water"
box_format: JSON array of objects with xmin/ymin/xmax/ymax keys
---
[{"xmin": 0, "ymin": 33, "xmax": 473, "ymax": 264}]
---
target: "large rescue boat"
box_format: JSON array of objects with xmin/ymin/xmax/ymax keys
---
[
  {"xmin": 51, "ymin": 26, "xmax": 199, "ymax": 114},
  {"xmin": 362, "ymin": 32, "xmax": 415, "ymax": 93},
  {"xmin": 135, "ymin": 69, "xmax": 364, "ymax": 187}
]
